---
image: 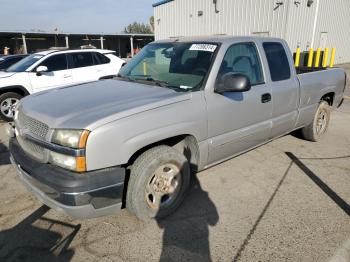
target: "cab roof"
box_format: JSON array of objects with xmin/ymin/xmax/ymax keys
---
[
  {"xmin": 34, "ymin": 49, "xmax": 115, "ymax": 56},
  {"xmin": 154, "ymin": 35, "xmax": 284, "ymax": 44}
]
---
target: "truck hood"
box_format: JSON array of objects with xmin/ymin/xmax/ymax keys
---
[
  {"xmin": 20, "ymin": 79, "xmax": 191, "ymax": 130},
  {"xmin": 0, "ymin": 71, "xmax": 16, "ymax": 78}
]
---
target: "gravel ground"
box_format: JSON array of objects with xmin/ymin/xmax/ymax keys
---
[{"xmin": 0, "ymin": 65, "xmax": 349, "ymax": 262}]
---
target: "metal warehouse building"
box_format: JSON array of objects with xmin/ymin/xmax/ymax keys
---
[{"xmin": 153, "ymin": 0, "xmax": 350, "ymax": 64}]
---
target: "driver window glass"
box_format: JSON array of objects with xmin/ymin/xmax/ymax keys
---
[
  {"xmin": 38, "ymin": 54, "xmax": 67, "ymax": 71},
  {"xmin": 218, "ymin": 43, "xmax": 264, "ymax": 85}
]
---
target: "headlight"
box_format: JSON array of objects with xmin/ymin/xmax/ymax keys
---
[
  {"xmin": 52, "ymin": 129, "xmax": 90, "ymax": 148},
  {"xmin": 50, "ymin": 129, "xmax": 90, "ymax": 172},
  {"xmin": 49, "ymin": 151, "xmax": 77, "ymax": 171},
  {"xmin": 49, "ymin": 151, "xmax": 87, "ymax": 172}
]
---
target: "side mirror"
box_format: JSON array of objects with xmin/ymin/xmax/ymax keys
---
[
  {"xmin": 215, "ymin": 73, "xmax": 251, "ymax": 93},
  {"xmin": 36, "ymin": 65, "xmax": 48, "ymax": 76}
]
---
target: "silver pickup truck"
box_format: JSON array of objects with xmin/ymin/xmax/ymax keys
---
[{"xmin": 8, "ymin": 36, "xmax": 346, "ymax": 221}]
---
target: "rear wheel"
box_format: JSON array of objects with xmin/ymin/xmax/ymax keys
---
[
  {"xmin": 126, "ymin": 145, "xmax": 190, "ymax": 221},
  {"xmin": 301, "ymin": 101, "xmax": 330, "ymax": 142},
  {"xmin": 0, "ymin": 92, "xmax": 22, "ymax": 122}
]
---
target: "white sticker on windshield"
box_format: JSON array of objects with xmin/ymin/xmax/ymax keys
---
[
  {"xmin": 180, "ymin": 85, "xmax": 192, "ymax": 90},
  {"xmin": 189, "ymin": 44, "xmax": 217, "ymax": 52}
]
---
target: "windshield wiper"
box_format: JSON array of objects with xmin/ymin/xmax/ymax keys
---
[
  {"xmin": 117, "ymin": 75, "xmax": 191, "ymax": 92},
  {"xmin": 165, "ymin": 85, "xmax": 193, "ymax": 92},
  {"xmin": 134, "ymin": 77, "xmax": 169, "ymax": 87},
  {"xmin": 116, "ymin": 74, "xmax": 135, "ymax": 82}
]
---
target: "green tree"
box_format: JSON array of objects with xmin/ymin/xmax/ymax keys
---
[
  {"xmin": 124, "ymin": 22, "xmax": 152, "ymax": 34},
  {"xmin": 149, "ymin": 16, "xmax": 154, "ymax": 33}
]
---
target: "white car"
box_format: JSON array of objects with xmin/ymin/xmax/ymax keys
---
[{"xmin": 0, "ymin": 49, "xmax": 125, "ymax": 121}]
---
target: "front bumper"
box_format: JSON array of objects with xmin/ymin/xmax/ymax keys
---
[{"xmin": 9, "ymin": 138, "xmax": 126, "ymax": 219}]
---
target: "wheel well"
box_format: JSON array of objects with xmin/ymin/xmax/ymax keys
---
[
  {"xmin": 126, "ymin": 135, "xmax": 200, "ymax": 173},
  {"xmin": 321, "ymin": 92, "xmax": 335, "ymax": 106},
  {"xmin": 0, "ymin": 86, "xmax": 29, "ymax": 97}
]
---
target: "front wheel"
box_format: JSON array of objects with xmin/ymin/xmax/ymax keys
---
[
  {"xmin": 0, "ymin": 92, "xmax": 22, "ymax": 122},
  {"xmin": 300, "ymin": 101, "xmax": 331, "ymax": 142},
  {"xmin": 126, "ymin": 145, "xmax": 190, "ymax": 221}
]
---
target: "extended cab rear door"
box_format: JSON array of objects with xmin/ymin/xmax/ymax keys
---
[
  {"xmin": 206, "ymin": 41, "xmax": 273, "ymax": 165},
  {"xmin": 262, "ymin": 42, "xmax": 299, "ymax": 138}
]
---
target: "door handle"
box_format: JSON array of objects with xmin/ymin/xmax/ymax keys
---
[
  {"xmin": 63, "ymin": 74, "xmax": 71, "ymax": 78},
  {"xmin": 261, "ymin": 93, "xmax": 271, "ymax": 103}
]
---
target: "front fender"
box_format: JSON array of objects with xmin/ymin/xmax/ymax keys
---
[{"xmin": 85, "ymin": 92, "xmax": 207, "ymax": 171}]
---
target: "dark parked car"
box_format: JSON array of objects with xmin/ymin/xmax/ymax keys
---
[{"xmin": 0, "ymin": 54, "xmax": 28, "ymax": 71}]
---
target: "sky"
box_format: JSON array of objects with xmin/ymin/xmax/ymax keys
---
[{"xmin": 0, "ymin": 0, "xmax": 155, "ymax": 34}]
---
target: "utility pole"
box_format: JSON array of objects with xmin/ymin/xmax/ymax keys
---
[{"xmin": 21, "ymin": 34, "xmax": 27, "ymax": 54}]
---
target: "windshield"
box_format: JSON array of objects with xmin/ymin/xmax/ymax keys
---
[
  {"xmin": 118, "ymin": 42, "xmax": 218, "ymax": 91},
  {"xmin": 6, "ymin": 54, "xmax": 43, "ymax": 72}
]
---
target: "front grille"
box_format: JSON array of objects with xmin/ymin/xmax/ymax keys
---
[
  {"xmin": 17, "ymin": 135, "xmax": 46, "ymax": 162},
  {"xmin": 17, "ymin": 110, "xmax": 49, "ymax": 139},
  {"xmin": 15, "ymin": 109, "xmax": 49, "ymax": 162}
]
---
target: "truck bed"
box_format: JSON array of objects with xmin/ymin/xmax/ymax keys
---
[
  {"xmin": 297, "ymin": 67, "xmax": 345, "ymax": 109},
  {"xmin": 296, "ymin": 66, "xmax": 328, "ymax": 74}
]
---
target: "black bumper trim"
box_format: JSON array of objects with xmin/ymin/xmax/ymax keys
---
[{"xmin": 10, "ymin": 137, "xmax": 125, "ymax": 209}]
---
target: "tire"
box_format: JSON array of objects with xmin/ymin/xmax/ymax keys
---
[
  {"xmin": 0, "ymin": 92, "xmax": 22, "ymax": 122},
  {"xmin": 301, "ymin": 101, "xmax": 330, "ymax": 142},
  {"xmin": 126, "ymin": 145, "xmax": 190, "ymax": 221}
]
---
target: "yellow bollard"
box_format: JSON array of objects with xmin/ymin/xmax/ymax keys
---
[
  {"xmin": 329, "ymin": 48, "xmax": 336, "ymax": 68},
  {"xmin": 315, "ymin": 48, "xmax": 321, "ymax": 67},
  {"xmin": 143, "ymin": 59, "xmax": 147, "ymax": 75},
  {"xmin": 307, "ymin": 48, "xmax": 314, "ymax": 67},
  {"xmin": 294, "ymin": 48, "xmax": 301, "ymax": 67},
  {"xmin": 322, "ymin": 48, "xmax": 329, "ymax": 68}
]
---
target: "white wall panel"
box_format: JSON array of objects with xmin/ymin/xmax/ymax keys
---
[{"xmin": 314, "ymin": 0, "xmax": 350, "ymax": 64}]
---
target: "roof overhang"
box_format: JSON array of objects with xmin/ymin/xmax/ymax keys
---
[
  {"xmin": 152, "ymin": 0, "xmax": 174, "ymax": 7},
  {"xmin": 0, "ymin": 30, "xmax": 154, "ymax": 38}
]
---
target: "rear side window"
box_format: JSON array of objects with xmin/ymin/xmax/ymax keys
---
[
  {"xmin": 39, "ymin": 54, "xmax": 67, "ymax": 71},
  {"xmin": 69, "ymin": 52, "xmax": 94, "ymax": 68},
  {"xmin": 263, "ymin": 42, "xmax": 291, "ymax": 81},
  {"xmin": 93, "ymin": 52, "xmax": 111, "ymax": 65}
]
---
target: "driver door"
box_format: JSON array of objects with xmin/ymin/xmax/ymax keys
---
[
  {"xmin": 29, "ymin": 54, "xmax": 73, "ymax": 92},
  {"xmin": 206, "ymin": 42, "xmax": 273, "ymax": 164}
]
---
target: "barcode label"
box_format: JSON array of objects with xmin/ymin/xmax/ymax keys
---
[{"xmin": 189, "ymin": 44, "xmax": 217, "ymax": 52}]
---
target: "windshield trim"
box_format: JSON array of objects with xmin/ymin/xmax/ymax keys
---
[{"xmin": 26, "ymin": 55, "xmax": 45, "ymax": 72}]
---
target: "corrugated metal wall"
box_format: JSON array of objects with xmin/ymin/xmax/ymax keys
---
[
  {"xmin": 314, "ymin": 0, "xmax": 350, "ymax": 64},
  {"xmin": 154, "ymin": 0, "xmax": 350, "ymax": 64}
]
